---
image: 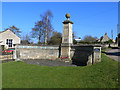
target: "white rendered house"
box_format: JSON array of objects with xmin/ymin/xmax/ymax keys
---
[{"xmin": 0, "ymin": 29, "xmax": 20, "ymax": 49}]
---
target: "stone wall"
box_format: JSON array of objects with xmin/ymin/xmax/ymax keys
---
[
  {"xmin": 14, "ymin": 45, "xmax": 101, "ymax": 66},
  {"xmin": 70, "ymin": 45, "xmax": 101, "ymax": 66},
  {"xmin": 15, "ymin": 45, "xmax": 60, "ymax": 60},
  {"xmin": 101, "ymin": 43, "xmax": 118, "ymax": 49},
  {"xmin": 78, "ymin": 43, "xmax": 118, "ymax": 49}
]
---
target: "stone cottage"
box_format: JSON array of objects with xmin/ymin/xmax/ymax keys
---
[
  {"xmin": 101, "ymin": 33, "xmax": 110, "ymax": 42},
  {"xmin": 0, "ymin": 29, "xmax": 20, "ymax": 50},
  {"xmin": 98, "ymin": 33, "xmax": 110, "ymax": 42},
  {"xmin": 98, "ymin": 33, "xmax": 115, "ymax": 43}
]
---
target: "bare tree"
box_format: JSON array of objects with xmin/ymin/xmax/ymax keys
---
[
  {"xmin": 21, "ymin": 34, "xmax": 31, "ymax": 45},
  {"xmin": 5, "ymin": 25, "xmax": 21, "ymax": 37},
  {"xmin": 40, "ymin": 10, "xmax": 54, "ymax": 45},
  {"xmin": 31, "ymin": 10, "xmax": 54, "ymax": 44},
  {"xmin": 31, "ymin": 21, "xmax": 44, "ymax": 44},
  {"xmin": 72, "ymin": 31, "xmax": 77, "ymax": 39},
  {"xmin": 83, "ymin": 35, "xmax": 98, "ymax": 42},
  {"xmin": 21, "ymin": 34, "xmax": 31, "ymax": 41}
]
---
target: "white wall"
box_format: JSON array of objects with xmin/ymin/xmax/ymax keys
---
[{"xmin": 0, "ymin": 30, "xmax": 20, "ymax": 48}]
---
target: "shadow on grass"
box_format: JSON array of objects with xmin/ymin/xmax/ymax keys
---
[
  {"xmin": 105, "ymin": 52, "xmax": 120, "ymax": 56},
  {"xmin": 102, "ymin": 50, "xmax": 120, "ymax": 56},
  {"xmin": 110, "ymin": 47, "xmax": 120, "ymax": 49}
]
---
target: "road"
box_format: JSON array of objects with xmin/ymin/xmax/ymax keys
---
[{"xmin": 105, "ymin": 49, "xmax": 120, "ymax": 62}]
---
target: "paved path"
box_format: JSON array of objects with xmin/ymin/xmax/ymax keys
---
[{"xmin": 105, "ymin": 49, "xmax": 120, "ymax": 62}]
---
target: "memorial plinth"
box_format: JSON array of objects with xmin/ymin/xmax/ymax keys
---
[{"xmin": 61, "ymin": 13, "xmax": 73, "ymax": 59}]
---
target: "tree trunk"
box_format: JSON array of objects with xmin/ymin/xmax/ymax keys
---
[
  {"xmin": 45, "ymin": 16, "xmax": 48, "ymax": 45},
  {"xmin": 38, "ymin": 35, "xmax": 41, "ymax": 44}
]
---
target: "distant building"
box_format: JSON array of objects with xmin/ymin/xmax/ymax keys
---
[
  {"xmin": 101, "ymin": 33, "xmax": 110, "ymax": 42},
  {"xmin": 75, "ymin": 38, "xmax": 81, "ymax": 42},
  {"xmin": 99, "ymin": 33, "xmax": 115, "ymax": 43},
  {"xmin": 0, "ymin": 29, "xmax": 20, "ymax": 49},
  {"xmin": 111, "ymin": 39, "xmax": 115, "ymax": 43}
]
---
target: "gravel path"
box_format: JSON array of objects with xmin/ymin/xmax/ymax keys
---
[
  {"xmin": 105, "ymin": 49, "xmax": 120, "ymax": 62},
  {"xmin": 23, "ymin": 59, "xmax": 77, "ymax": 67}
]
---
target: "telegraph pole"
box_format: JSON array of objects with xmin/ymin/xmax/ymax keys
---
[
  {"xmin": 117, "ymin": 24, "xmax": 119, "ymax": 46},
  {"xmin": 111, "ymin": 29, "xmax": 113, "ymax": 40},
  {"xmin": 118, "ymin": 1, "xmax": 120, "ymax": 46},
  {"xmin": 117, "ymin": 24, "xmax": 119, "ymax": 36}
]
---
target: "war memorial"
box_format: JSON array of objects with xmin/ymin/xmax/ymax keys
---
[{"xmin": 13, "ymin": 13, "xmax": 101, "ymax": 66}]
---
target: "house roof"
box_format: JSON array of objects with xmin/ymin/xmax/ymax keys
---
[
  {"xmin": 0, "ymin": 29, "xmax": 20, "ymax": 39},
  {"xmin": 100, "ymin": 33, "xmax": 110, "ymax": 42},
  {"xmin": 103, "ymin": 33, "xmax": 110, "ymax": 39},
  {"xmin": 0, "ymin": 29, "xmax": 11, "ymax": 33},
  {"xmin": 0, "ymin": 31, "xmax": 4, "ymax": 33}
]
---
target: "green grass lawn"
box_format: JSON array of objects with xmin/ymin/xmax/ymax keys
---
[{"xmin": 2, "ymin": 53, "xmax": 119, "ymax": 88}]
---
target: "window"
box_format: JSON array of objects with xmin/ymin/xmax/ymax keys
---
[{"xmin": 6, "ymin": 39, "xmax": 13, "ymax": 47}]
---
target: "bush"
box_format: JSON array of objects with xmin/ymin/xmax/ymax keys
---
[
  {"xmin": 104, "ymin": 39, "xmax": 113, "ymax": 44},
  {"xmin": 73, "ymin": 39, "xmax": 77, "ymax": 44},
  {"xmin": 78, "ymin": 41, "xmax": 100, "ymax": 44}
]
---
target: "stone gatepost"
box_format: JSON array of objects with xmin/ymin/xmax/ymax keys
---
[
  {"xmin": 61, "ymin": 13, "xmax": 73, "ymax": 60},
  {"xmin": 13, "ymin": 44, "xmax": 20, "ymax": 61}
]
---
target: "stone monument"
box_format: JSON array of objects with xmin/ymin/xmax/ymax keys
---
[
  {"xmin": 62, "ymin": 13, "xmax": 73, "ymax": 44},
  {"xmin": 61, "ymin": 13, "xmax": 73, "ymax": 59}
]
